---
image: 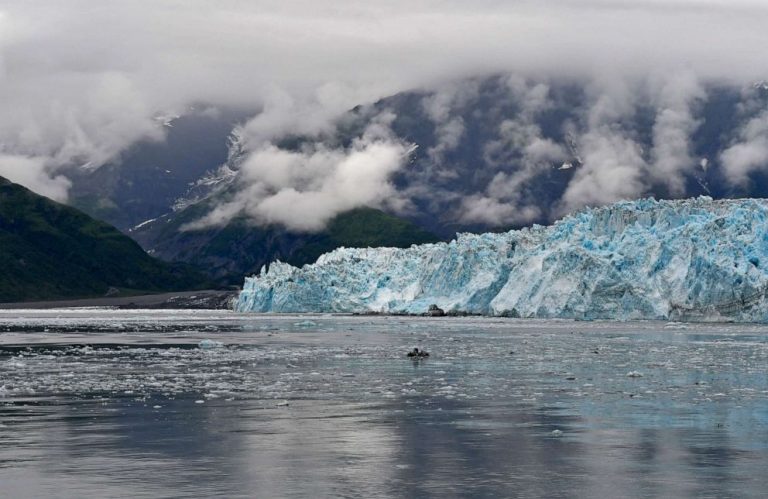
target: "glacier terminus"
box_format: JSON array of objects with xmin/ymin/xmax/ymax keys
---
[{"xmin": 236, "ymin": 197, "xmax": 768, "ymax": 322}]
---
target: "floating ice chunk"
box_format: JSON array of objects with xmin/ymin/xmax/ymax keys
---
[
  {"xmin": 550, "ymin": 429, "xmax": 563, "ymax": 437},
  {"xmin": 293, "ymin": 320, "xmax": 318, "ymax": 328},
  {"xmin": 198, "ymin": 339, "xmax": 224, "ymax": 349},
  {"xmin": 626, "ymin": 371, "xmax": 644, "ymax": 378}
]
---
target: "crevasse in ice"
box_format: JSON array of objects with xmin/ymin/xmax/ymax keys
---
[{"xmin": 236, "ymin": 197, "xmax": 768, "ymax": 321}]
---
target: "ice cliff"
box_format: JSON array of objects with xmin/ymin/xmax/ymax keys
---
[{"xmin": 236, "ymin": 197, "xmax": 768, "ymax": 321}]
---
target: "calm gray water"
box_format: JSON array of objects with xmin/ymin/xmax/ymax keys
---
[{"xmin": 1, "ymin": 310, "xmax": 767, "ymax": 498}]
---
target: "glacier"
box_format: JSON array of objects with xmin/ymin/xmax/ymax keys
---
[{"xmin": 236, "ymin": 197, "xmax": 768, "ymax": 322}]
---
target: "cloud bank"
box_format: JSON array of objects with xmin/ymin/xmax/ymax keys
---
[
  {"xmin": 184, "ymin": 115, "xmax": 414, "ymax": 232},
  {"xmin": 1, "ymin": 1, "xmax": 767, "ymax": 228}
]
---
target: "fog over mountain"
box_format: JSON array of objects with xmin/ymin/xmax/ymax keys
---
[{"xmin": 2, "ymin": 1, "xmax": 768, "ymax": 232}]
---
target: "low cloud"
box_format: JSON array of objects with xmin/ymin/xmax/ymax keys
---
[
  {"xmin": 648, "ymin": 71, "xmax": 706, "ymax": 195},
  {"xmin": 559, "ymin": 73, "xmax": 707, "ymax": 214},
  {"xmin": 560, "ymin": 130, "xmax": 648, "ymax": 214},
  {"xmin": 185, "ymin": 116, "xmax": 414, "ymax": 232},
  {"xmin": 421, "ymin": 81, "xmax": 479, "ymax": 167},
  {"xmin": 461, "ymin": 78, "xmax": 567, "ymax": 225},
  {"xmin": 0, "ymin": 155, "xmax": 71, "ymax": 202},
  {"xmin": 721, "ymin": 110, "xmax": 768, "ymax": 186}
]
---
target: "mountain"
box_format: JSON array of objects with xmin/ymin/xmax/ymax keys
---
[
  {"xmin": 67, "ymin": 79, "xmax": 768, "ymax": 239},
  {"xmin": 68, "ymin": 107, "xmax": 250, "ymax": 230},
  {"xmin": 131, "ymin": 203, "xmax": 440, "ymax": 284},
  {"xmin": 64, "ymin": 109, "xmax": 441, "ymax": 284},
  {"xmin": 62, "ymin": 76, "xmax": 768, "ymax": 280},
  {"xmin": 311, "ymin": 77, "xmax": 768, "ymax": 236},
  {"xmin": 0, "ymin": 177, "xmax": 207, "ymax": 302},
  {"xmin": 119, "ymin": 76, "xmax": 767, "ymax": 241},
  {"xmin": 236, "ymin": 197, "xmax": 768, "ymax": 323}
]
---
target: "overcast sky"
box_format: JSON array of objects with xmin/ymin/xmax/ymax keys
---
[{"xmin": 1, "ymin": 1, "xmax": 767, "ymax": 226}]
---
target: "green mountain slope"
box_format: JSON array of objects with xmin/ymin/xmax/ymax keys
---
[
  {"xmin": 0, "ymin": 177, "xmax": 207, "ymax": 302},
  {"xmin": 288, "ymin": 207, "xmax": 442, "ymax": 266},
  {"xmin": 132, "ymin": 205, "xmax": 441, "ymax": 284}
]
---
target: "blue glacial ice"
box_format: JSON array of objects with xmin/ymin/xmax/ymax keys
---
[{"xmin": 236, "ymin": 197, "xmax": 768, "ymax": 321}]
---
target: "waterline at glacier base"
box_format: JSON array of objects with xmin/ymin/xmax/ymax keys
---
[{"xmin": 236, "ymin": 197, "xmax": 768, "ymax": 322}]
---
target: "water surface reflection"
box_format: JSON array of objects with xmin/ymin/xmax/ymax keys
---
[{"xmin": 0, "ymin": 311, "xmax": 766, "ymax": 498}]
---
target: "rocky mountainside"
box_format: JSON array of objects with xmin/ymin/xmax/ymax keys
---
[{"xmin": 68, "ymin": 108, "xmax": 249, "ymax": 231}]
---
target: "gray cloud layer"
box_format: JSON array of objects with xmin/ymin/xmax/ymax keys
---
[{"xmin": 1, "ymin": 1, "xmax": 768, "ymax": 226}]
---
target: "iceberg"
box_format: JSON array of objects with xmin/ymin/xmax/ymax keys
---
[{"xmin": 236, "ymin": 197, "xmax": 768, "ymax": 322}]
